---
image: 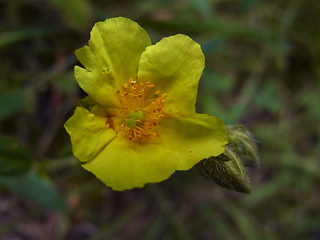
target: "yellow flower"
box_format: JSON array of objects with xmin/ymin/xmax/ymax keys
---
[{"xmin": 64, "ymin": 17, "xmax": 228, "ymax": 191}]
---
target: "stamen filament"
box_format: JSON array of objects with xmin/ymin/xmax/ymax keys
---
[{"xmin": 114, "ymin": 79, "xmax": 167, "ymax": 141}]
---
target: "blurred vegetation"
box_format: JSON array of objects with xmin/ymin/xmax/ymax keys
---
[{"xmin": 0, "ymin": 0, "xmax": 319, "ymax": 239}]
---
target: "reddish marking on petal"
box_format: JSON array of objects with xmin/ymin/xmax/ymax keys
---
[{"xmin": 106, "ymin": 114, "xmax": 115, "ymax": 130}]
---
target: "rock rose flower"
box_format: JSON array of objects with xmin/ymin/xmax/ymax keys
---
[{"xmin": 65, "ymin": 17, "xmax": 228, "ymax": 191}]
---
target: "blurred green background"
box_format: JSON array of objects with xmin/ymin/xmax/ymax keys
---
[{"xmin": 0, "ymin": 0, "xmax": 319, "ymax": 239}]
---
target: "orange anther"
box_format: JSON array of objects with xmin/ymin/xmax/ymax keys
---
[{"xmin": 118, "ymin": 79, "xmax": 167, "ymax": 142}]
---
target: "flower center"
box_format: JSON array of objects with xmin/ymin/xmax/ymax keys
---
[{"xmin": 116, "ymin": 78, "xmax": 167, "ymax": 141}]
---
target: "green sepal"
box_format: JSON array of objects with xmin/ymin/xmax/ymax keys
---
[
  {"xmin": 197, "ymin": 124, "xmax": 259, "ymax": 193},
  {"xmin": 78, "ymin": 95, "xmax": 96, "ymax": 111},
  {"xmin": 197, "ymin": 144, "xmax": 251, "ymax": 194},
  {"xmin": 227, "ymin": 124, "xmax": 260, "ymax": 168}
]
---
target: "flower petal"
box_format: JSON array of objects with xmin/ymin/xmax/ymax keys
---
[
  {"xmin": 138, "ymin": 34, "xmax": 205, "ymax": 113},
  {"xmin": 159, "ymin": 112, "xmax": 228, "ymax": 170},
  {"xmin": 75, "ymin": 17, "xmax": 151, "ymax": 105},
  {"xmin": 82, "ymin": 138, "xmax": 178, "ymax": 191},
  {"xmin": 64, "ymin": 107, "xmax": 116, "ymax": 162},
  {"xmin": 81, "ymin": 112, "xmax": 227, "ymax": 191}
]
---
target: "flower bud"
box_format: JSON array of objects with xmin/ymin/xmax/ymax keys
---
[{"xmin": 197, "ymin": 124, "xmax": 259, "ymax": 193}]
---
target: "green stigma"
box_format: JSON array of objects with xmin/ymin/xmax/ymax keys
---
[{"xmin": 125, "ymin": 110, "xmax": 144, "ymax": 128}]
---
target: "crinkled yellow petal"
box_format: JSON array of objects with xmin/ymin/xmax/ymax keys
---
[
  {"xmin": 64, "ymin": 107, "xmax": 116, "ymax": 162},
  {"xmin": 159, "ymin": 112, "xmax": 228, "ymax": 170},
  {"xmin": 75, "ymin": 17, "xmax": 151, "ymax": 105},
  {"xmin": 81, "ymin": 112, "xmax": 227, "ymax": 191},
  {"xmin": 82, "ymin": 138, "xmax": 178, "ymax": 191},
  {"xmin": 138, "ymin": 34, "xmax": 205, "ymax": 113}
]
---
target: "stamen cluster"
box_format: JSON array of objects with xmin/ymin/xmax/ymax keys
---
[{"xmin": 116, "ymin": 79, "xmax": 167, "ymax": 141}]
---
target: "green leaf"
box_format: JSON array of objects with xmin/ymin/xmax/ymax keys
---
[
  {"xmin": 0, "ymin": 171, "xmax": 68, "ymax": 212},
  {"xmin": 146, "ymin": 18, "xmax": 276, "ymax": 43},
  {"xmin": 240, "ymin": 0, "xmax": 260, "ymax": 12},
  {"xmin": 55, "ymin": 71, "xmax": 78, "ymax": 93},
  {"xmin": 185, "ymin": 0, "xmax": 214, "ymax": 20},
  {"xmin": 202, "ymin": 69, "xmax": 232, "ymax": 93},
  {"xmin": 0, "ymin": 90, "xmax": 26, "ymax": 120},
  {"xmin": 0, "ymin": 135, "xmax": 31, "ymax": 175},
  {"xmin": 48, "ymin": 0, "xmax": 92, "ymax": 30},
  {"xmin": 254, "ymin": 82, "xmax": 279, "ymax": 113},
  {"xmin": 301, "ymin": 86, "xmax": 320, "ymax": 120},
  {"xmin": 0, "ymin": 28, "xmax": 49, "ymax": 48},
  {"xmin": 201, "ymin": 39, "xmax": 223, "ymax": 55}
]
